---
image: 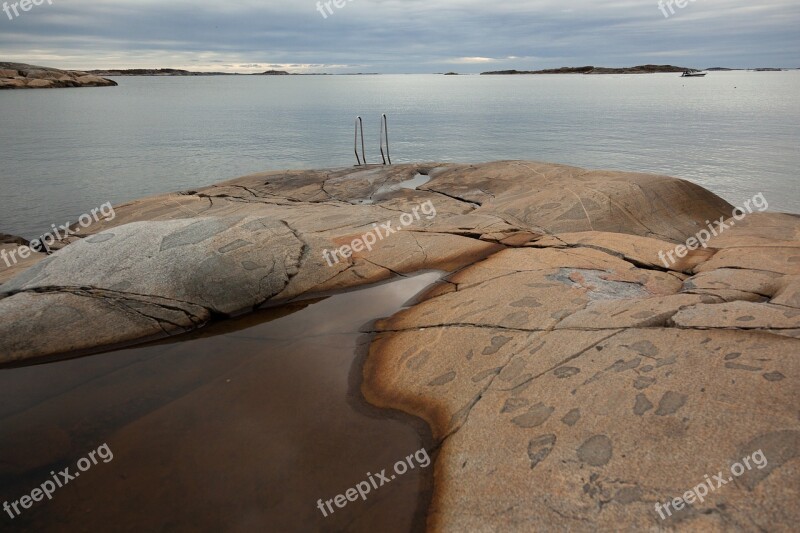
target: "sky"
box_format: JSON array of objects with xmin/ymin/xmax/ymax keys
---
[{"xmin": 0, "ymin": 0, "xmax": 797, "ymax": 73}]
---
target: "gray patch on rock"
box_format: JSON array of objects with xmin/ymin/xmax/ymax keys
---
[
  {"xmin": 630, "ymin": 340, "xmax": 659, "ymax": 357},
  {"xmin": 655, "ymin": 391, "xmax": 687, "ymax": 416},
  {"xmin": 763, "ymin": 371, "xmax": 785, "ymax": 382},
  {"xmin": 577, "ymin": 435, "xmax": 613, "ymax": 466},
  {"xmin": 406, "ymin": 350, "xmax": 430, "ymax": 370},
  {"xmin": 633, "ymin": 393, "xmax": 653, "ymax": 416},
  {"xmin": 501, "ymin": 397, "xmax": 529, "ymax": 414},
  {"xmin": 511, "ymin": 403, "xmax": 555, "ymax": 428},
  {"xmin": 611, "ymin": 357, "xmax": 642, "ymax": 372},
  {"xmin": 428, "ymin": 371, "xmax": 456, "ymax": 386},
  {"xmin": 472, "ymin": 367, "xmax": 502, "ymax": 382},
  {"xmin": 725, "ymin": 362, "xmax": 762, "ymax": 371},
  {"xmin": 499, "ymin": 357, "xmax": 527, "ymax": 382},
  {"xmin": 561, "ymin": 408, "xmax": 581, "ymax": 427},
  {"xmin": 218, "ymin": 239, "xmax": 252, "ymax": 254},
  {"xmin": 554, "ymin": 366, "xmax": 581, "ymax": 378},
  {"xmin": 511, "ymin": 297, "xmax": 542, "ymax": 308},
  {"xmin": 614, "ymin": 486, "xmax": 643, "ymax": 504},
  {"xmin": 724, "ymin": 352, "xmax": 742, "ymax": 361},
  {"xmin": 527, "ymin": 434, "xmax": 557, "ymax": 469},
  {"xmin": 633, "ymin": 376, "xmax": 656, "ymax": 390},
  {"xmin": 482, "ymin": 335, "xmax": 512, "ymax": 355}
]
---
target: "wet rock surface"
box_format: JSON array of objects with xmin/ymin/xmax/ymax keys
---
[{"xmin": 1, "ymin": 160, "xmax": 798, "ymax": 530}]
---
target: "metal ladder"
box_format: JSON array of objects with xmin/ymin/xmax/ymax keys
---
[{"xmin": 354, "ymin": 114, "xmax": 391, "ymax": 166}]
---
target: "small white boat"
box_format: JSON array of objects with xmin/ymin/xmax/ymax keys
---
[{"xmin": 681, "ymin": 70, "xmax": 707, "ymax": 77}]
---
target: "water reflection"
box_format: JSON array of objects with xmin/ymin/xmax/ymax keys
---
[{"xmin": 0, "ymin": 272, "xmax": 442, "ymax": 532}]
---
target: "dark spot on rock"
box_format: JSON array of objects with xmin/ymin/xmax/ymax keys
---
[
  {"xmin": 499, "ymin": 357, "xmax": 527, "ymax": 382},
  {"xmin": 725, "ymin": 362, "xmax": 762, "ymax": 371},
  {"xmin": 596, "ymin": 345, "xmax": 604, "ymax": 351},
  {"xmin": 561, "ymin": 408, "xmax": 580, "ymax": 427},
  {"xmin": 406, "ymin": 350, "xmax": 430, "ymax": 370},
  {"xmin": 630, "ymin": 340, "xmax": 659, "ymax": 357},
  {"xmin": 482, "ymin": 335, "xmax": 512, "ymax": 355},
  {"xmin": 554, "ymin": 366, "xmax": 581, "ymax": 379},
  {"xmin": 527, "ymin": 434, "xmax": 557, "ymax": 469},
  {"xmin": 511, "ymin": 297, "xmax": 542, "ymax": 308},
  {"xmin": 528, "ymin": 341, "xmax": 545, "ymax": 355},
  {"xmin": 614, "ymin": 486, "xmax": 643, "ymax": 504},
  {"xmin": 551, "ymin": 310, "xmax": 571, "ymax": 320},
  {"xmin": 763, "ymin": 371, "xmax": 785, "ymax": 382},
  {"xmin": 472, "ymin": 367, "xmax": 502, "ymax": 382},
  {"xmin": 512, "ymin": 403, "xmax": 555, "ymax": 428},
  {"xmin": 655, "ymin": 391, "xmax": 687, "ymax": 416},
  {"xmin": 633, "ymin": 393, "xmax": 653, "ymax": 416},
  {"xmin": 640, "ymin": 365, "xmax": 654, "ymax": 373},
  {"xmin": 610, "ymin": 357, "xmax": 642, "ymax": 372},
  {"xmin": 656, "ymin": 356, "xmax": 677, "ymax": 368},
  {"xmin": 724, "ymin": 352, "xmax": 742, "ymax": 361},
  {"xmin": 428, "ymin": 371, "xmax": 456, "ymax": 387},
  {"xmin": 218, "ymin": 239, "xmax": 252, "ymax": 254},
  {"xmin": 465, "ymin": 349, "xmax": 474, "ymax": 360},
  {"xmin": 737, "ymin": 315, "xmax": 756, "ymax": 322},
  {"xmin": 241, "ymin": 261, "xmax": 261, "ymax": 271},
  {"xmin": 501, "ymin": 398, "xmax": 530, "ymax": 414},
  {"xmin": 503, "ymin": 311, "xmax": 529, "ymax": 325},
  {"xmin": 577, "ymin": 435, "xmax": 613, "ymax": 466},
  {"xmin": 633, "ymin": 376, "xmax": 656, "ymax": 390}
]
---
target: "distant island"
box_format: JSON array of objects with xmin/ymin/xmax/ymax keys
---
[
  {"xmin": 482, "ymin": 65, "xmax": 791, "ymax": 75},
  {"xmin": 481, "ymin": 65, "xmax": 692, "ymax": 75},
  {"xmin": 86, "ymin": 68, "xmax": 233, "ymax": 76}
]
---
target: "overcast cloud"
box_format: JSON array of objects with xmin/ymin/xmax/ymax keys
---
[{"xmin": 0, "ymin": 0, "xmax": 797, "ymax": 72}]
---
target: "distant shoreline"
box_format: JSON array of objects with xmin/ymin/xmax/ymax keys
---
[{"xmin": 479, "ymin": 65, "xmax": 792, "ymax": 75}]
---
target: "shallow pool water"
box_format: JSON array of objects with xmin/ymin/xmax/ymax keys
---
[{"xmin": 0, "ymin": 272, "xmax": 442, "ymax": 532}]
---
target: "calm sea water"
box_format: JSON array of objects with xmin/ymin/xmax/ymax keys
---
[{"xmin": 1, "ymin": 72, "xmax": 798, "ymax": 238}]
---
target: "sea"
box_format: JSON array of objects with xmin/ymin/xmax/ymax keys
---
[{"xmin": 1, "ymin": 71, "xmax": 798, "ymax": 239}]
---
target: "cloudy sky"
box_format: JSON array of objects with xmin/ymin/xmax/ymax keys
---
[{"xmin": 0, "ymin": 0, "xmax": 797, "ymax": 73}]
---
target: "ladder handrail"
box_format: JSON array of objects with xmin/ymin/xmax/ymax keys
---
[
  {"xmin": 354, "ymin": 116, "xmax": 366, "ymax": 165},
  {"xmin": 380, "ymin": 114, "xmax": 391, "ymax": 165}
]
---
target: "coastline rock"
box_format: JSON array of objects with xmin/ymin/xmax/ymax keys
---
[
  {"xmin": 1, "ymin": 160, "xmax": 798, "ymax": 529},
  {"xmin": 362, "ymin": 209, "xmax": 800, "ymax": 531},
  {"xmin": 0, "ymin": 161, "xmax": 748, "ymax": 363},
  {"xmin": 0, "ymin": 62, "xmax": 117, "ymax": 89}
]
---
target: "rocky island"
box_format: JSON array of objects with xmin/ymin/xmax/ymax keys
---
[
  {"xmin": 482, "ymin": 65, "xmax": 691, "ymax": 75},
  {"xmin": 0, "ymin": 161, "xmax": 797, "ymax": 530},
  {"xmin": 0, "ymin": 62, "xmax": 117, "ymax": 89}
]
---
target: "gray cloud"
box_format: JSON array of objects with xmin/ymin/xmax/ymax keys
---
[{"xmin": 0, "ymin": 0, "xmax": 797, "ymax": 72}]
